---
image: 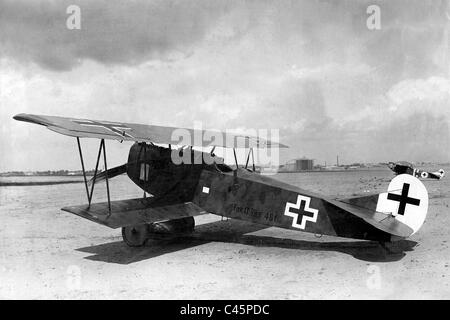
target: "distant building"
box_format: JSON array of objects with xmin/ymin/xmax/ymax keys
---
[{"xmin": 283, "ymin": 157, "xmax": 314, "ymax": 171}]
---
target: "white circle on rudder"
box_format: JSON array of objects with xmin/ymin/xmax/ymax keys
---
[{"xmin": 376, "ymin": 174, "xmax": 428, "ymax": 235}]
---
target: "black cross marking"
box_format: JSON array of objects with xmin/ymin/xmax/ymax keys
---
[
  {"xmin": 288, "ymin": 199, "xmax": 315, "ymax": 219},
  {"xmin": 387, "ymin": 183, "xmax": 420, "ymax": 215},
  {"xmin": 72, "ymin": 120, "xmax": 134, "ymax": 138}
]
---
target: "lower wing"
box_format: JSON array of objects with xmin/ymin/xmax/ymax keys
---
[{"xmin": 62, "ymin": 197, "xmax": 208, "ymax": 229}]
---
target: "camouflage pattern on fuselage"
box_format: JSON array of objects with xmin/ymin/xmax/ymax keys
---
[{"xmin": 127, "ymin": 143, "xmax": 391, "ymax": 242}]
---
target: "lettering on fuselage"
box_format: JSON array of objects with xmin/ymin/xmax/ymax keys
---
[{"xmin": 232, "ymin": 204, "xmax": 279, "ymax": 223}]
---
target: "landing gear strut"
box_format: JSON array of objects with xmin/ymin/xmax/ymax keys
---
[{"xmin": 121, "ymin": 217, "xmax": 196, "ymax": 247}]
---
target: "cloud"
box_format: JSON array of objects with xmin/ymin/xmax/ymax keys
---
[
  {"xmin": 1, "ymin": 0, "xmax": 449, "ymax": 170},
  {"xmin": 387, "ymin": 77, "xmax": 450, "ymax": 114},
  {"xmin": 0, "ymin": 0, "xmax": 232, "ymax": 71},
  {"xmin": 2, "ymin": 0, "xmax": 448, "ymax": 73}
]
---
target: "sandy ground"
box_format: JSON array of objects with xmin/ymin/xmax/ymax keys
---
[{"xmin": 1, "ymin": 168, "xmax": 449, "ymax": 299}]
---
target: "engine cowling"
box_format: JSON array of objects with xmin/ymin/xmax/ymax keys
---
[{"xmin": 126, "ymin": 143, "xmax": 204, "ymax": 199}]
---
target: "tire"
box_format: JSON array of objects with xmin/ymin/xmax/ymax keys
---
[{"xmin": 122, "ymin": 224, "xmax": 150, "ymax": 247}]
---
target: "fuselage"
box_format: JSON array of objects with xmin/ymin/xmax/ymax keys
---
[{"xmin": 126, "ymin": 143, "xmax": 391, "ymax": 242}]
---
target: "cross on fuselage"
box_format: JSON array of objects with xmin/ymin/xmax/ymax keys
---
[
  {"xmin": 387, "ymin": 183, "xmax": 420, "ymax": 216},
  {"xmin": 288, "ymin": 198, "xmax": 315, "ymax": 219},
  {"xmin": 72, "ymin": 119, "xmax": 134, "ymax": 138}
]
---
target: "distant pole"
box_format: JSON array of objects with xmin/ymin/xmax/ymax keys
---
[{"xmin": 337, "ymin": 155, "xmax": 339, "ymax": 167}]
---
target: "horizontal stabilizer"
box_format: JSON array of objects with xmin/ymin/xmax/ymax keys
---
[
  {"xmin": 62, "ymin": 197, "xmax": 207, "ymax": 229},
  {"xmin": 328, "ymin": 198, "xmax": 414, "ymax": 238}
]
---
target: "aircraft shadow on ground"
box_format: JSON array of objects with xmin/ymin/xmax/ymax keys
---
[{"xmin": 76, "ymin": 219, "xmax": 417, "ymax": 265}]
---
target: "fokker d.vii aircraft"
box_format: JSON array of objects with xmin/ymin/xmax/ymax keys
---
[
  {"xmin": 14, "ymin": 113, "xmax": 429, "ymax": 248},
  {"xmin": 388, "ymin": 161, "xmax": 445, "ymax": 180}
]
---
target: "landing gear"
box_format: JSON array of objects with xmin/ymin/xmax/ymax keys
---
[
  {"xmin": 122, "ymin": 224, "xmax": 150, "ymax": 247},
  {"xmin": 149, "ymin": 217, "xmax": 195, "ymax": 235},
  {"xmin": 121, "ymin": 217, "xmax": 195, "ymax": 247}
]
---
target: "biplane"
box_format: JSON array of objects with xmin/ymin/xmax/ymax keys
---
[
  {"xmin": 14, "ymin": 113, "xmax": 429, "ymax": 248},
  {"xmin": 388, "ymin": 161, "xmax": 445, "ymax": 180}
]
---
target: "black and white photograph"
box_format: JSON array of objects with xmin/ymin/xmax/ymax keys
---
[{"xmin": 0, "ymin": 0, "xmax": 449, "ymax": 303}]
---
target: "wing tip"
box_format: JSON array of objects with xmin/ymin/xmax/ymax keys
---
[
  {"xmin": 13, "ymin": 113, "xmax": 27, "ymax": 121},
  {"xmin": 13, "ymin": 113, "xmax": 47, "ymax": 126}
]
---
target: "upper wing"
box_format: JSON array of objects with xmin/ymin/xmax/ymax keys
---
[
  {"xmin": 62, "ymin": 197, "xmax": 208, "ymax": 229},
  {"xmin": 13, "ymin": 113, "xmax": 288, "ymax": 148}
]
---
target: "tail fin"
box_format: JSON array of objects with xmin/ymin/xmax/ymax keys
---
[
  {"xmin": 336, "ymin": 174, "xmax": 429, "ymax": 238},
  {"xmin": 376, "ymin": 174, "xmax": 428, "ymax": 235}
]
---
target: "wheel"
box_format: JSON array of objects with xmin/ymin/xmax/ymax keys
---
[
  {"xmin": 148, "ymin": 217, "xmax": 195, "ymax": 235},
  {"xmin": 122, "ymin": 224, "xmax": 150, "ymax": 247}
]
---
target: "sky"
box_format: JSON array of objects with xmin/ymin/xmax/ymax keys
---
[{"xmin": 0, "ymin": 0, "xmax": 449, "ymax": 171}]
